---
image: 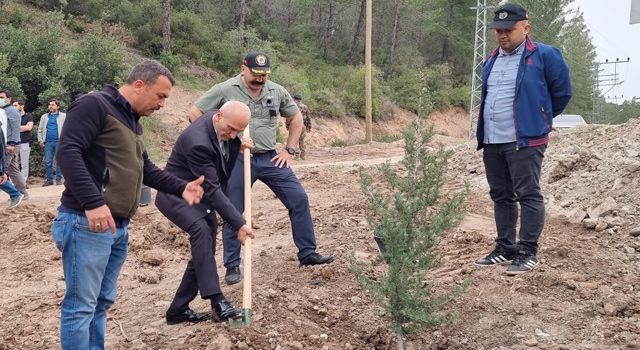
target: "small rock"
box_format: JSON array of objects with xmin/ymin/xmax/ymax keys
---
[
  {"xmin": 624, "ymin": 246, "xmax": 636, "ymax": 254},
  {"xmin": 140, "ymin": 250, "xmax": 166, "ymax": 266},
  {"xmin": 206, "ymin": 334, "xmax": 233, "ymax": 350},
  {"xmin": 582, "ymin": 218, "xmax": 598, "ymax": 229},
  {"xmin": 629, "ymin": 227, "xmax": 640, "ymax": 237},
  {"xmin": 350, "ymin": 296, "xmax": 362, "ymax": 304},
  {"xmin": 237, "ymin": 341, "xmax": 249, "ymax": 350},
  {"xmin": 595, "ymin": 222, "xmax": 608, "ymax": 232},
  {"xmin": 321, "ymin": 268, "xmax": 334, "ymax": 281},
  {"xmin": 320, "ymin": 333, "xmax": 328, "ymax": 340},
  {"xmin": 535, "ymin": 328, "xmax": 551, "ymax": 337},
  {"xmin": 285, "ymin": 340, "xmax": 304, "ymax": 350},
  {"xmin": 524, "ymin": 337, "xmax": 538, "ymax": 346},
  {"xmin": 565, "ymin": 280, "xmax": 578, "ymax": 290}
]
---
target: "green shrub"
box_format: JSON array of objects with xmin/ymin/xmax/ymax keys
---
[
  {"xmin": 312, "ymin": 88, "xmax": 347, "ymax": 118},
  {"xmin": 57, "ymin": 34, "xmax": 126, "ymax": 97},
  {"xmin": 23, "ymin": 0, "xmax": 65, "ymax": 11},
  {"xmin": 346, "ymin": 66, "xmax": 384, "ymax": 120},
  {"xmin": 29, "ymin": 125, "xmax": 44, "ymax": 177},
  {"xmin": 448, "ymin": 85, "xmax": 470, "ymax": 110},
  {"xmin": 421, "ymin": 64, "xmax": 455, "ymax": 110},
  {"xmin": 159, "ymin": 52, "xmax": 182, "ymax": 76},
  {"xmin": 65, "ymin": 15, "xmax": 85, "ymax": 33},
  {"xmin": 170, "ymin": 11, "xmax": 220, "ymax": 64},
  {"xmin": 0, "ymin": 17, "xmax": 64, "ymax": 112},
  {"xmin": 389, "ymin": 70, "xmax": 423, "ymax": 114},
  {"xmin": 210, "ymin": 28, "xmax": 273, "ymax": 75}
]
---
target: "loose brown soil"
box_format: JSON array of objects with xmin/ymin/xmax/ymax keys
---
[{"xmin": 1, "ymin": 98, "xmax": 639, "ymax": 349}]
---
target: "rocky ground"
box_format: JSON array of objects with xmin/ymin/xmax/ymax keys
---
[{"xmin": 1, "ymin": 109, "xmax": 640, "ymax": 349}]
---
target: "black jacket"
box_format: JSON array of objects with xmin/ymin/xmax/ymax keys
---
[
  {"xmin": 155, "ymin": 110, "xmax": 246, "ymax": 231},
  {"xmin": 57, "ymin": 86, "xmax": 187, "ymax": 218}
]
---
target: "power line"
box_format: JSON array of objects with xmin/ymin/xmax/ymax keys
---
[{"xmin": 593, "ymin": 57, "xmax": 630, "ymax": 123}]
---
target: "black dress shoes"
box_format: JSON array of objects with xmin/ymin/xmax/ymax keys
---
[
  {"xmin": 165, "ymin": 308, "xmax": 211, "ymax": 325},
  {"xmin": 299, "ymin": 253, "xmax": 335, "ymax": 267},
  {"xmin": 212, "ymin": 299, "xmax": 242, "ymax": 322},
  {"xmin": 224, "ymin": 266, "xmax": 242, "ymax": 285}
]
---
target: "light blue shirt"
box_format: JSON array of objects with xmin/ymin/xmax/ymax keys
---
[{"xmin": 483, "ymin": 41, "xmax": 525, "ymax": 144}]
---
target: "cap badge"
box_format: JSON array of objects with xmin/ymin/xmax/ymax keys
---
[
  {"xmin": 498, "ymin": 11, "xmax": 508, "ymax": 19},
  {"xmin": 256, "ymin": 55, "xmax": 267, "ymax": 66}
]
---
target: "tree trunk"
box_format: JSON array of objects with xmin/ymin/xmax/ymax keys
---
[
  {"xmin": 321, "ymin": 0, "xmax": 335, "ymax": 59},
  {"xmin": 162, "ymin": 0, "xmax": 171, "ymax": 53},
  {"xmin": 396, "ymin": 332, "xmax": 404, "ymax": 350},
  {"xmin": 347, "ymin": 0, "xmax": 367, "ymax": 65},
  {"xmin": 440, "ymin": 0, "xmax": 454, "ymax": 63},
  {"xmin": 385, "ymin": 0, "xmax": 401, "ymax": 77},
  {"xmin": 238, "ymin": 0, "xmax": 247, "ymax": 30}
]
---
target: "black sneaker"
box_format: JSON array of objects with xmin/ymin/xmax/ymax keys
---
[
  {"xmin": 224, "ymin": 266, "xmax": 242, "ymax": 285},
  {"xmin": 474, "ymin": 247, "xmax": 514, "ymax": 266},
  {"xmin": 506, "ymin": 251, "xmax": 539, "ymax": 275}
]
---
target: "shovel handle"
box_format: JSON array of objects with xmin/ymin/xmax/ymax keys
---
[{"xmin": 242, "ymin": 125, "xmax": 252, "ymax": 310}]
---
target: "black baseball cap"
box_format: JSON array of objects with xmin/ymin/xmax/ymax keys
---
[
  {"xmin": 243, "ymin": 51, "xmax": 271, "ymax": 75},
  {"xmin": 490, "ymin": 3, "xmax": 528, "ymax": 29}
]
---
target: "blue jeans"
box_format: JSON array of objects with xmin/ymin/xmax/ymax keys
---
[
  {"xmin": 51, "ymin": 211, "xmax": 129, "ymax": 350},
  {"xmin": 45, "ymin": 141, "xmax": 62, "ymax": 182},
  {"xmin": 222, "ymin": 150, "xmax": 317, "ymax": 268},
  {"xmin": 0, "ymin": 180, "xmax": 22, "ymax": 199},
  {"xmin": 483, "ymin": 143, "xmax": 546, "ymax": 253}
]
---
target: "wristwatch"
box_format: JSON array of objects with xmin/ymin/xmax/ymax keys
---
[{"xmin": 285, "ymin": 146, "xmax": 296, "ymax": 155}]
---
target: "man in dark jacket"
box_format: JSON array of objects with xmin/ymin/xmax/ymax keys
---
[
  {"xmin": 156, "ymin": 101, "xmax": 254, "ymax": 324},
  {"xmin": 51, "ymin": 60, "xmax": 205, "ymax": 350},
  {"xmin": 474, "ymin": 3, "xmax": 572, "ymax": 275}
]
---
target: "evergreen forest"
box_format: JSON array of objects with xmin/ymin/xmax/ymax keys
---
[{"xmin": 1, "ymin": 0, "xmax": 638, "ymax": 123}]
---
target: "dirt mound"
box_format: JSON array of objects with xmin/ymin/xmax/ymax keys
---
[
  {"xmin": 454, "ymin": 118, "xmax": 640, "ymax": 235},
  {"xmin": 2, "ymin": 111, "xmax": 640, "ymax": 349}
]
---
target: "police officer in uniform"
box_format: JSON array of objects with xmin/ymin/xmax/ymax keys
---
[{"xmin": 187, "ymin": 52, "xmax": 334, "ymax": 285}]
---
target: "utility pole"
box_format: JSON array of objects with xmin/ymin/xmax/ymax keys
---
[
  {"xmin": 364, "ymin": 0, "xmax": 372, "ymax": 143},
  {"xmin": 592, "ymin": 58, "xmax": 630, "ymax": 123},
  {"xmin": 468, "ymin": 0, "xmax": 491, "ymax": 141}
]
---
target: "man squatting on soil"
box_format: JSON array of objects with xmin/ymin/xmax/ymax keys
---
[
  {"xmin": 51, "ymin": 60, "xmax": 205, "ymax": 349},
  {"xmin": 187, "ymin": 51, "xmax": 334, "ymax": 286},
  {"xmin": 156, "ymin": 101, "xmax": 255, "ymax": 325},
  {"xmin": 474, "ymin": 3, "xmax": 572, "ymax": 275}
]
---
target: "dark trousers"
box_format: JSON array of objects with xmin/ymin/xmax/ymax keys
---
[
  {"xmin": 483, "ymin": 143, "xmax": 546, "ymax": 253},
  {"xmin": 222, "ymin": 150, "xmax": 317, "ymax": 268},
  {"xmin": 169, "ymin": 214, "xmax": 221, "ymax": 312}
]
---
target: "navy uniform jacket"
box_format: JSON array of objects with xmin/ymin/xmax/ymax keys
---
[{"xmin": 155, "ymin": 110, "xmax": 246, "ymax": 232}]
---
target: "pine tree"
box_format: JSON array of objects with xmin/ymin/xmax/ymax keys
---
[{"xmin": 355, "ymin": 116, "xmax": 467, "ymax": 349}]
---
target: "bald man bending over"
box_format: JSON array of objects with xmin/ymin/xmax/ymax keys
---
[{"xmin": 156, "ymin": 101, "xmax": 255, "ymax": 324}]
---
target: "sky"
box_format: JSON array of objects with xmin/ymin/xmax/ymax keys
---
[{"xmin": 570, "ymin": 0, "xmax": 640, "ymax": 103}]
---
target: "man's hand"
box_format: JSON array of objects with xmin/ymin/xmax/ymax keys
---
[
  {"xmin": 6, "ymin": 145, "xmax": 15, "ymax": 155},
  {"xmin": 236, "ymin": 224, "xmax": 255, "ymax": 245},
  {"xmin": 39, "ymin": 142, "xmax": 45, "ymax": 149},
  {"xmin": 85, "ymin": 205, "xmax": 117, "ymax": 234},
  {"xmin": 239, "ymin": 136, "xmax": 254, "ymax": 154},
  {"xmin": 0, "ymin": 174, "xmax": 7, "ymax": 185},
  {"xmin": 271, "ymin": 150, "xmax": 294, "ymax": 168},
  {"xmin": 182, "ymin": 175, "xmax": 205, "ymax": 205}
]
